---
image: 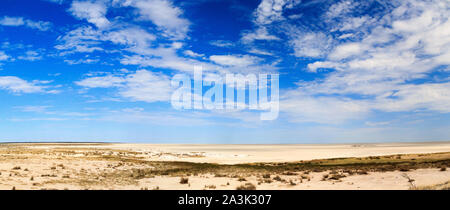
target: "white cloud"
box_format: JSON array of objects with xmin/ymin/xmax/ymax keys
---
[
  {"xmin": 75, "ymin": 75, "xmax": 125, "ymax": 88},
  {"xmin": 0, "ymin": 51, "xmax": 9, "ymax": 61},
  {"xmin": 69, "ymin": 1, "xmax": 110, "ymax": 28},
  {"xmin": 15, "ymin": 105, "xmax": 52, "ymax": 113},
  {"xmin": 76, "ymin": 70, "xmax": 173, "ymax": 103},
  {"xmin": 373, "ymin": 83, "xmax": 450, "ymax": 113},
  {"xmin": 281, "ymin": 91, "xmax": 370, "ymax": 124},
  {"xmin": 57, "ymin": 0, "xmax": 206, "ymax": 76},
  {"xmin": 119, "ymin": 43, "xmax": 220, "ymax": 73},
  {"xmin": 241, "ymin": 27, "xmax": 279, "ymax": 43},
  {"xmin": 55, "ymin": 26, "xmax": 103, "ymax": 53},
  {"xmin": 325, "ymin": 0, "xmax": 357, "ymax": 19},
  {"xmin": 64, "ymin": 58, "xmax": 99, "ymax": 65},
  {"xmin": 0, "ymin": 16, "xmax": 52, "ymax": 31},
  {"xmin": 183, "ymin": 50, "xmax": 204, "ymax": 58},
  {"xmin": 55, "ymin": 25, "xmax": 156, "ymax": 54},
  {"xmin": 18, "ymin": 50, "xmax": 42, "ymax": 61},
  {"xmin": 281, "ymin": 0, "xmax": 450, "ymax": 123},
  {"xmin": 328, "ymin": 42, "xmax": 362, "ymax": 60},
  {"xmin": 114, "ymin": 0, "xmax": 190, "ymax": 40},
  {"xmin": 254, "ymin": 0, "xmax": 301, "ymax": 25},
  {"xmin": 10, "ymin": 117, "xmax": 68, "ymax": 122},
  {"xmin": 209, "ymin": 55, "xmax": 260, "ymax": 67},
  {"xmin": 248, "ymin": 48, "xmax": 274, "ymax": 56},
  {"xmin": 120, "ymin": 70, "xmax": 173, "ymax": 102},
  {"xmin": 0, "ymin": 16, "xmax": 24, "ymax": 26},
  {"xmin": 241, "ymin": 0, "xmax": 300, "ymax": 43},
  {"xmin": 209, "ymin": 40, "xmax": 234, "ymax": 48},
  {"xmin": 105, "ymin": 27, "xmax": 156, "ymax": 52},
  {"xmin": 365, "ymin": 121, "xmax": 391, "ymax": 127},
  {"xmin": 0, "ymin": 76, "xmax": 57, "ymax": 94},
  {"xmin": 44, "ymin": 0, "xmax": 65, "ymax": 4},
  {"xmin": 338, "ymin": 16, "xmax": 374, "ymax": 32},
  {"xmin": 290, "ymin": 32, "xmax": 333, "ymax": 58}
]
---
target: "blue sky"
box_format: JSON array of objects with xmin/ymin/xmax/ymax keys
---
[{"xmin": 0, "ymin": 0, "xmax": 449, "ymax": 143}]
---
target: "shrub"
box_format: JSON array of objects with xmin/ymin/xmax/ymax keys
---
[
  {"xmin": 237, "ymin": 177, "xmax": 247, "ymax": 182},
  {"xmin": 289, "ymin": 180, "xmax": 296, "ymax": 186},
  {"xmin": 180, "ymin": 177, "xmax": 189, "ymax": 184},
  {"xmin": 273, "ymin": 175, "xmax": 283, "ymax": 181},
  {"xmin": 236, "ymin": 183, "xmax": 256, "ymax": 190},
  {"xmin": 283, "ymin": 171, "xmax": 296, "ymax": 176},
  {"xmin": 357, "ymin": 170, "xmax": 368, "ymax": 175}
]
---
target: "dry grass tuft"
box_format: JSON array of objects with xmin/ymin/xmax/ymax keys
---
[{"xmin": 205, "ymin": 185, "xmax": 216, "ymax": 189}]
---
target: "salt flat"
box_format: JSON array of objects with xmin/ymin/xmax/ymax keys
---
[{"xmin": 25, "ymin": 141, "xmax": 450, "ymax": 164}]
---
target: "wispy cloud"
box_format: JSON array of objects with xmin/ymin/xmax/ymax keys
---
[
  {"xmin": 0, "ymin": 16, "xmax": 52, "ymax": 31},
  {"xmin": 69, "ymin": 0, "xmax": 110, "ymax": 28},
  {"xmin": 0, "ymin": 76, "xmax": 59, "ymax": 94},
  {"xmin": 280, "ymin": 0, "xmax": 450, "ymax": 123},
  {"xmin": 113, "ymin": 0, "xmax": 190, "ymax": 40},
  {"xmin": 76, "ymin": 69, "xmax": 173, "ymax": 103}
]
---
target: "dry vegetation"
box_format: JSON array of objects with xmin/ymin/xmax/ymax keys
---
[
  {"xmin": 0, "ymin": 143, "xmax": 449, "ymax": 190},
  {"xmin": 411, "ymin": 181, "xmax": 450, "ymax": 190}
]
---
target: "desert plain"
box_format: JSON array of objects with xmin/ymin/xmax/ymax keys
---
[{"xmin": 1, "ymin": 142, "xmax": 449, "ymax": 190}]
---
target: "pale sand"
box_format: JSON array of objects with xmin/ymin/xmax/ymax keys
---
[{"xmin": 0, "ymin": 142, "xmax": 449, "ymax": 190}]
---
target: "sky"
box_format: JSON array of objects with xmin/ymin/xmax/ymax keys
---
[{"xmin": 0, "ymin": 0, "xmax": 449, "ymax": 143}]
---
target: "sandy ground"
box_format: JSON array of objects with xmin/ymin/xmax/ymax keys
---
[{"xmin": 0, "ymin": 142, "xmax": 449, "ymax": 190}]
